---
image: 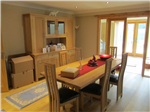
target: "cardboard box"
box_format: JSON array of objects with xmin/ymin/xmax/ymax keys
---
[
  {"xmin": 11, "ymin": 70, "xmax": 34, "ymax": 89},
  {"xmin": 61, "ymin": 67, "xmax": 79, "ymax": 78},
  {"xmin": 11, "ymin": 55, "xmax": 34, "ymax": 73}
]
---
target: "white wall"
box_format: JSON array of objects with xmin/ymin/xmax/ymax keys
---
[{"xmin": 76, "ymin": 16, "xmax": 97, "ymax": 59}]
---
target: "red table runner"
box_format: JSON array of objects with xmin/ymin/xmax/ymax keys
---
[{"xmin": 59, "ymin": 59, "xmax": 106, "ymax": 79}]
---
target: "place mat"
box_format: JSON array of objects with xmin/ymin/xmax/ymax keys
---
[{"xmin": 59, "ymin": 59, "xmax": 106, "ymax": 79}]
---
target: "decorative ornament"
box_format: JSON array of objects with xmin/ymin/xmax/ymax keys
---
[
  {"xmin": 49, "ymin": 11, "xmax": 59, "ymax": 16},
  {"xmin": 75, "ymin": 25, "xmax": 80, "ymax": 29}
]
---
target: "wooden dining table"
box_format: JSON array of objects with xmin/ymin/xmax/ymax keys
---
[{"xmin": 41, "ymin": 55, "xmax": 121, "ymax": 92}]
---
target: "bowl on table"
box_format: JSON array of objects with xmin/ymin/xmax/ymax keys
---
[{"xmin": 99, "ymin": 54, "xmax": 112, "ymax": 60}]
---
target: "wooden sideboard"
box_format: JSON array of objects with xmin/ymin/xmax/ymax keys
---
[
  {"xmin": 23, "ymin": 13, "xmax": 75, "ymax": 54},
  {"xmin": 23, "ymin": 13, "xmax": 77, "ymax": 82},
  {"xmin": 32, "ymin": 48, "xmax": 81, "ymax": 82}
]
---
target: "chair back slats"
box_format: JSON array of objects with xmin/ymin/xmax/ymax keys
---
[
  {"xmin": 76, "ymin": 47, "xmax": 82, "ymax": 61},
  {"xmin": 101, "ymin": 58, "xmax": 112, "ymax": 110},
  {"xmin": 109, "ymin": 46, "xmax": 117, "ymax": 58},
  {"xmin": 118, "ymin": 53, "xmax": 128, "ymax": 84},
  {"xmin": 59, "ymin": 51, "xmax": 68, "ymax": 66},
  {"xmin": 45, "ymin": 63, "xmax": 60, "ymax": 112}
]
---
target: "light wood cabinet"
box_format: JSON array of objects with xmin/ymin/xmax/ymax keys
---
[
  {"xmin": 33, "ymin": 49, "xmax": 77, "ymax": 81},
  {"xmin": 34, "ymin": 54, "xmax": 49, "ymax": 81},
  {"xmin": 48, "ymin": 52, "xmax": 60, "ymax": 67},
  {"xmin": 23, "ymin": 13, "xmax": 76, "ymax": 82},
  {"xmin": 23, "ymin": 14, "xmax": 45, "ymax": 54},
  {"xmin": 66, "ymin": 19, "xmax": 75, "ymax": 49},
  {"xmin": 33, "ymin": 52, "xmax": 60, "ymax": 81},
  {"xmin": 23, "ymin": 13, "xmax": 75, "ymax": 54}
]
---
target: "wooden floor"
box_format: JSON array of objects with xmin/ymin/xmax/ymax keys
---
[{"xmin": 1, "ymin": 57, "xmax": 150, "ymax": 112}]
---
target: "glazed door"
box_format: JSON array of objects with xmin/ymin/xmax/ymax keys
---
[
  {"xmin": 126, "ymin": 22, "xmax": 146, "ymax": 57},
  {"xmin": 108, "ymin": 19, "xmax": 127, "ymax": 58},
  {"xmin": 126, "ymin": 23, "xmax": 135, "ymax": 56}
]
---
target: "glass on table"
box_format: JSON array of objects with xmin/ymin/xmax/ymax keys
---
[{"xmin": 79, "ymin": 58, "xmax": 83, "ymax": 70}]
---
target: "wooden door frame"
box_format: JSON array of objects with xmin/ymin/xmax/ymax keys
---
[
  {"xmin": 135, "ymin": 22, "xmax": 147, "ymax": 57},
  {"xmin": 125, "ymin": 21, "xmax": 147, "ymax": 57},
  {"xmin": 125, "ymin": 22, "xmax": 136, "ymax": 56},
  {"xmin": 96, "ymin": 11, "xmax": 150, "ymax": 77},
  {"xmin": 0, "ymin": 4, "xmax": 9, "ymax": 93},
  {"xmin": 142, "ymin": 16, "xmax": 150, "ymax": 77},
  {"xmin": 97, "ymin": 17, "xmax": 100, "ymax": 55},
  {"xmin": 106, "ymin": 18, "xmax": 127, "ymax": 55},
  {"xmin": 1, "ymin": 36, "xmax": 9, "ymax": 92},
  {"xmin": 97, "ymin": 18, "xmax": 127, "ymax": 55}
]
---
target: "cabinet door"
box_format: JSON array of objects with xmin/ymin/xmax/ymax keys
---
[
  {"xmin": 32, "ymin": 17, "xmax": 45, "ymax": 53},
  {"xmin": 66, "ymin": 19, "xmax": 75, "ymax": 49},
  {"xmin": 68, "ymin": 49, "xmax": 76, "ymax": 63},
  {"xmin": 46, "ymin": 18, "xmax": 66, "ymax": 38},
  {"xmin": 34, "ymin": 54, "xmax": 48, "ymax": 81},
  {"xmin": 46, "ymin": 19, "xmax": 56, "ymax": 37},
  {"xmin": 48, "ymin": 53, "xmax": 60, "ymax": 67},
  {"xmin": 57, "ymin": 19, "xmax": 66, "ymax": 37},
  {"xmin": 37, "ymin": 58, "xmax": 49, "ymax": 78}
]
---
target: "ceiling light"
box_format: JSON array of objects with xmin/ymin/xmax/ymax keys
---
[
  {"xmin": 107, "ymin": 2, "xmax": 109, "ymax": 4},
  {"xmin": 75, "ymin": 6, "xmax": 78, "ymax": 8}
]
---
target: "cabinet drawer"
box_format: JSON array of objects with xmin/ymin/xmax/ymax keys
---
[
  {"xmin": 36, "ymin": 54, "xmax": 48, "ymax": 61},
  {"xmin": 49, "ymin": 53, "xmax": 59, "ymax": 57},
  {"xmin": 37, "ymin": 58, "xmax": 49, "ymax": 64},
  {"xmin": 68, "ymin": 49, "xmax": 75, "ymax": 53}
]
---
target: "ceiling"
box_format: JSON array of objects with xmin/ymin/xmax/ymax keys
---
[{"xmin": 2, "ymin": 0, "xmax": 150, "ymax": 17}]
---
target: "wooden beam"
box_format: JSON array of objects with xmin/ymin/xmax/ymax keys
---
[
  {"xmin": 105, "ymin": 19, "xmax": 111, "ymax": 54},
  {"xmin": 97, "ymin": 18, "xmax": 100, "ymax": 55},
  {"xmin": 95, "ymin": 11, "xmax": 150, "ymax": 19},
  {"xmin": 122, "ymin": 18, "xmax": 127, "ymax": 54}
]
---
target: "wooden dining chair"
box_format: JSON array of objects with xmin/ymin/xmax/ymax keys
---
[
  {"xmin": 75, "ymin": 47, "xmax": 82, "ymax": 61},
  {"xmin": 80, "ymin": 58, "xmax": 113, "ymax": 112},
  {"xmin": 59, "ymin": 51, "xmax": 76, "ymax": 88},
  {"xmin": 108, "ymin": 53, "xmax": 128, "ymax": 100},
  {"xmin": 109, "ymin": 46, "xmax": 118, "ymax": 74},
  {"xmin": 59, "ymin": 51, "xmax": 68, "ymax": 66},
  {"xmin": 44, "ymin": 63, "xmax": 79, "ymax": 112},
  {"xmin": 109, "ymin": 46, "xmax": 117, "ymax": 58}
]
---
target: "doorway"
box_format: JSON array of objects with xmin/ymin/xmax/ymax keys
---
[
  {"xmin": 97, "ymin": 15, "xmax": 150, "ymax": 77},
  {"xmin": 109, "ymin": 20, "xmax": 125, "ymax": 58},
  {"xmin": 98, "ymin": 18, "xmax": 126, "ymax": 58},
  {"xmin": 126, "ymin": 20, "xmax": 147, "ymax": 57}
]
